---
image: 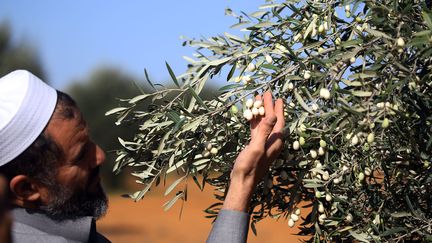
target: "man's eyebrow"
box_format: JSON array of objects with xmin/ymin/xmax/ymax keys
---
[{"xmin": 77, "ymin": 115, "xmax": 87, "ymax": 128}]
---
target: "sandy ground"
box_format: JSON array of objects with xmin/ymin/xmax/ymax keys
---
[{"xmin": 98, "ymin": 182, "xmax": 310, "ymax": 243}]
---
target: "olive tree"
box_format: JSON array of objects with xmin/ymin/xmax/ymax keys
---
[{"xmin": 107, "ymin": 0, "xmax": 432, "ymax": 241}]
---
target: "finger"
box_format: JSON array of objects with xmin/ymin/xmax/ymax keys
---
[
  {"xmin": 264, "ymin": 99, "xmax": 285, "ymax": 161},
  {"xmin": 265, "ymin": 132, "xmax": 284, "ymax": 162},
  {"xmin": 250, "ymin": 95, "xmax": 262, "ymax": 140},
  {"xmin": 263, "ymin": 91, "xmax": 275, "ymax": 120},
  {"xmin": 251, "ymin": 92, "xmax": 276, "ymax": 148},
  {"xmin": 272, "ymin": 98, "xmax": 285, "ymax": 133}
]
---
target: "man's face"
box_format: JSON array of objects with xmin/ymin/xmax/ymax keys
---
[{"xmin": 40, "ymin": 106, "xmax": 108, "ymax": 220}]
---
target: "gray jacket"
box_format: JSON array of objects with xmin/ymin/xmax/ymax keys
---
[
  {"xmin": 11, "ymin": 208, "xmax": 249, "ymax": 243},
  {"xmin": 206, "ymin": 210, "xmax": 250, "ymax": 243},
  {"xmin": 11, "ymin": 208, "xmax": 110, "ymax": 243}
]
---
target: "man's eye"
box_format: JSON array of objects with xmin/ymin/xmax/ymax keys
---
[
  {"xmin": 77, "ymin": 151, "xmax": 86, "ymax": 161},
  {"xmin": 76, "ymin": 144, "xmax": 89, "ymax": 162}
]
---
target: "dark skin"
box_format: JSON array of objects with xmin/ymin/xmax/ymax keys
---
[
  {"xmin": 0, "ymin": 175, "xmax": 12, "ymax": 243},
  {"xmin": 9, "ymin": 108, "xmax": 106, "ymax": 209}
]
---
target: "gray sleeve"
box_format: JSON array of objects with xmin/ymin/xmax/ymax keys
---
[{"xmin": 206, "ymin": 209, "xmax": 250, "ymax": 243}]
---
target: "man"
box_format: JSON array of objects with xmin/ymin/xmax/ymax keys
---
[{"xmin": 0, "ymin": 70, "xmax": 284, "ymax": 243}]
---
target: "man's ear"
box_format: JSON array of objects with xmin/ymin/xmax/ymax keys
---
[{"xmin": 9, "ymin": 175, "xmax": 42, "ymax": 207}]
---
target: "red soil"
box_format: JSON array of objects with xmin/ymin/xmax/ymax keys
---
[{"xmin": 98, "ymin": 182, "xmax": 310, "ymax": 243}]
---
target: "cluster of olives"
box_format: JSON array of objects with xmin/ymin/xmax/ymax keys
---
[
  {"xmin": 202, "ymin": 142, "xmax": 218, "ymax": 157},
  {"xmin": 243, "ymin": 98, "xmax": 265, "ymax": 121}
]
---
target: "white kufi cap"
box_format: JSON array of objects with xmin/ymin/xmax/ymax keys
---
[{"xmin": 0, "ymin": 70, "xmax": 57, "ymax": 166}]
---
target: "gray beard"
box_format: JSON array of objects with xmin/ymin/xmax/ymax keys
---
[{"xmin": 39, "ymin": 181, "xmax": 108, "ymax": 221}]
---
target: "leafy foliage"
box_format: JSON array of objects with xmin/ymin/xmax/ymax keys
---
[
  {"xmin": 0, "ymin": 22, "xmax": 45, "ymax": 80},
  {"xmin": 108, "ymin": 0, "xmax": 432, "ymax": 241}
]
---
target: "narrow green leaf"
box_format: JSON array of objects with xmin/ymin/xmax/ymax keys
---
[
  {"xmin": 219, "ymin": 83, "xmax": 241, "ymax": 91},
  {"xmin": 422, "ymin": 11, "xmax": 432, "ymax": 29},
  {"xmin": 341, "ymin": 39, "xmax": 363, "ymax": 48},
  {"xmin": 133, "ymin": 181, "xmax": 154, "ymax": 201},
  {"xmin": 352, "ymin": 91, "xmax": 373, "ymax": 97},
  {"xmin": 129, "ymin": 94, "xmax": 151, "ymax": 104},
  {"xmin": 188, "ymin": 86, "xmax": 209, "ymax": 110},
  {"xmin": 181, "ymin": 117, "xmax": 203, "ymax": 133},
  {"xmin": 131, "ymin": 170, "xmax": 154, "ymax": 180},
  {"xmin": 230, "ymin": 21, "xmax": 251, "ymax": 29},
  {"xmin": 165, "ymin": 62, "xmax": 180, "ymax": 88},
  {"xmin": 226, "ymin": 62, "xmax": 237, "ymax": 81},
  {"xmin": 163, "ymin": 192, "xmax": 183, "ymax": 211},
  {"xmin": 192, "ymin": 175, "xmax": 203, "ymax": 191},
  {"xmin": 157, "ymin": 131, "xmax": 171, "ymax": 156},
  {"xmin": 294, "ymin": 90, "xmax": 314, "ymax": 114},
  {"xmin": 172, "ymin": 118, "xmax": 187, "ymax": 133},
  {"xmin": 348, "ymin": 72, "xmax": 377, "ymax": 79},
  {"xmin": 207, "ymin": 57, "xmax": 231, "ymax": 66},
  {"xmin": 225, "ymin": 32, "xmax": 244, "ymax": 43},
  {"xmin": 260, "ymin": 63, "xmax": 280, "ymax": 71},
  {"xmin": 390, "ymin": 212, "xmax": 412, "ymax": 218},
  {"xmin": 366, "ymin": 28, "xmax": 393, "ymax": 39},
  {"xmin": 338, "ymin": 226, "xmax": 354, "ymax": 232},
  {"xmin": 304, "ymin": 17, "xmax": 318, "ymax": 39},
  {"xmin": 303, "ymin": 183, "xmax": 324, "ymax": 188},
  {"xmin": 253, "ymin": 21, "xmax": 276, "ymax": 28},
  {"xmin": 192, "ymin": 158, "xmax": 210, "ymax": 167},
  {"xmin": 167, "ymin": 160, "xmax": 185, "ymax": 174},
  {"xmin": 379, "ymin": 227, "xmax": 407, "ymax": 237},
  {"xmin": 182, "ymin": 56, "xmax": 197, "ymax": 63},
  {"xmin": 349, "ymin": 231, "xmax": 370, "ymax": 242},
  {"xmin": 166, "ymin": 111, "xmax": 181, "ymax": 123},
  {"xmin": 105, "ymin": 107, "xmax": 128, "ymax": 116},
  {"xmin": 414, "ymin": 30, "xmax": 432, "ymax": 36},
  {"xmin": 164, "ymin": 176, "xmax": 185, "ymax": 196},
  {"xmin": 405, "ymin": 195, "xmax": 417, "ymax": 215},
  {"xmin": 118, "ymin": 137, "xmax": 127, "ymax": 148},
  {"xmin": 144, "ymin": 68, "xmax": 156, "ymax": 90},
  {"xmin": 250, "ymin": 10, "xmax": 267, "ymax": 18},
  {"xmin": 251, "ymin": 221, "xmax": 258, "ymax": 236},
  {"xmin": 296, "ymin": 40, "xmax": 326, "ymax": 53},
  {"xmin": 342, "ymin": 79, "xmax": 363, "ymax": 87}
]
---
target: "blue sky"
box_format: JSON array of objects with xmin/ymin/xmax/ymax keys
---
[{"xmin": 0, "ymin": 1, "xmax": 262, "ymax": 89}]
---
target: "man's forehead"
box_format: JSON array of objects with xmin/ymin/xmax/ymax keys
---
[
  {"xmin": 76, "ymin": 114, "xmax": 87, "ymax": 130},
  {"xmin": 48, "ymin": 107, "xmax": 88, "ymax": 138},
  {"xmin": 71, "ymin": 114, "xmax": 89, "ymax": 138}
]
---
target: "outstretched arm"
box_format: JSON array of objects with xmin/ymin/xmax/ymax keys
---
[{"xmin": 207, "ymin": 91, "xmax": 285, "ymax": 243}]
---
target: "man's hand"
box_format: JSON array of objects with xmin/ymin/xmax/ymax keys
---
[{"xmin": 223, "ymin": 91, "xmax": 285, "ymax": 212}]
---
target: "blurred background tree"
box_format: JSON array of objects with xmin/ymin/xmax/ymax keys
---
[{"xmin": 0, "ymin": 21, "xmax": 45, "ymax": 79}]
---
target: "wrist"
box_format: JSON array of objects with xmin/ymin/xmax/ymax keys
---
[{"xmin": 222, "ymin": 177, "xmax": 256, "ymax": 212}]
